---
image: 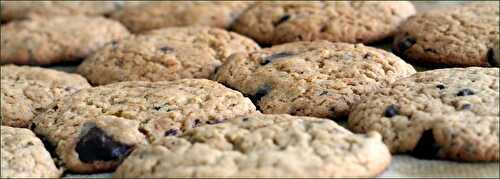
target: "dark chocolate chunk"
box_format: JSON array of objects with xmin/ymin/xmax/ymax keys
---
[
  {"xmin": 487, "ymin": 48, "xmax": 499, "ymax": 67},
  {"xmin": 436, "ymin": 84, "xmax": 446, "ymax": 90},
  {"xmin": 393, "ymin": 36, "xmax": 416, "ymax": 55},
  {"xmin": 249, "ymin": 84, "xmax": 272, "ymax": 105},
  {"xmin": 384, "ymin": 105, "xmax": 399, "ymax": 118},
  {"xmin": 206, "ymin": 119, "xmax": 224, "ymax": 125},
  {"xmin": 164, "ymin": 129, "xmax": 178, "ymax": 136},
  {"xmin": 456, "ymin": 89, "xmax": 474, "ymax": 96},
  {"xmin": 411, "ymin": 130, "xmax": 440, "ymax": 159},
  {"xmin": 159, "ymin": 46, "xmax": 174, "ymax": 53},
  {"xmin": 76, "ymin": 123, "xmax": 132, "ymax": 163},
  {"xmin": 193, "ymin": 119, "xmax": 201, "ymax": 127},
  {"xmin": 260, "ymin": 52, "xmax": 294, "ymax": 65},
  {"xmin": 273, "ymin": 14, "xmax": 290, "ymax": 26}
]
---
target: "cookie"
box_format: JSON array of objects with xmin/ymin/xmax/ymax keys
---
[
  {"xmin": 1, "ymin": 16, "xmax": 130, "ymax": 65},
  {"xmin": 1, "ymin": 126, "xmax": 61, "ymax": 178},
  {"xmin": 348, "ymin": 67, "xmax": 499, "ymax": 161},
  {"xmin": 77, "ymin": 26, "xmax": 259, "ymax": 86},
  {"xmin": 32, "ymin": 79, "xmax": 256, "ymax": 173},
  {"xmin": 232, "ymin": 1, "xmax": 415, "ymax": 46},
  {"xmin": 110, "ymin": 1, "xmax": 251, "ymax": 33},
  {"xmin": 1, "ymin": 65, "xmax": 90, "ymax": 128},
  {"xmin": 213, "ymin": 41, "xmax": 416, "ymax": 119},
  {"xmin": 114, "ymin": 113, "xmax": 390, "ymax": 178},
  {"xmin": 0, "ymin": 1, "xmax": 118, "ymax": 22},
  {"xmin": 393, "ymin": 3, "xmax": 500, "ymax": 67}
]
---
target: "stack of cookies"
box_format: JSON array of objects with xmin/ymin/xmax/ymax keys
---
[{"xmin": 0, "ymin": 1, "xmax": 498, "ymax": 178}]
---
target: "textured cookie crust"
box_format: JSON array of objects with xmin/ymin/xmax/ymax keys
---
[
  {"xmin": 393, "ymin": 3, "xmax": 500, "ymax": 67},
  {"xmin": 1, "ymin": 65, "xmax": 90, "ymax": 128},
  {"xmin": 110, "ymin": 1, "xmax": 251, "ymax": 33},
  {"xmin": 32, "ymin": 79, "xmax": 256, "ymax": 173},
  {"xmin": 1, "ymin": 16, "xmax": 130, "ymax": 65},
  {"xmin": 0, "ymin": 1, "xmax": 118, "ymax": 22},
  {"xmin": 233, "ymin": 1, "xmax": 415, "ymax": 46},
  {"xmin": 348, "ymin": 67, "xmax": 499, "ymax": 161},
  {"xmin": 114, "ymin": 114, "xmax": 390, "ymax": 178},
  {"xmin": 214, "ymin": 41, "xmax": 416, "ymax": 119},
  {"xmin": 1, "ymin": 126, "xmax": 61, "ymax": 178},
  {"xmin": 77, "ymin": 27, "xmax": 259, "ymax": 86}
]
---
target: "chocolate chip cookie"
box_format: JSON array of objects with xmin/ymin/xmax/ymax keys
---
[
  {"xmin": 232, "ymin": 1, "xmax": 415, "ymax": 46},
  {"xmin": 348, "ymin": 67, "xmax": 499, "ymax": 161},
  {"xmin": 1, "ymin": 65, "xmax": 90, "ymax": 128},
  {"xmin": 114, "ymin": 113, "xmax": 390, "ymax": 178},
  {"xmin": 77, "ymin": 26, "xmax": 259, "ymax": 85},
  {"xmin": 393, "ymin": 3, "xmax": 500, "ymax": 67},
  {"xmin": 0, "ymin": 1, "xmax": 118, "ymax": 22},
  {"xmin": 1, "ymin": 126, "xmax": 61, "ymax": 178},
  {"xmin": 214, "ymin": 41, "xmax": 416, "ymax": 119},
  {"xmin": 1, "ymin": 16, "xmax": 130, "ymax": 65},
  {"xmin": 110, "ymin": 1, "xmax": 251, "ymax": 33},
  {"xmin": 32, "ymin": 79, "xmax": 256, "ymax": 173}
]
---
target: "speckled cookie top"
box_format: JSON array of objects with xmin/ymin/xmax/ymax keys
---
[
  {"xmin": 393, "ymin": 3, "xmax": 500, "ymax": 67},
  {"xmin": 1, "ymin": 126, "xmax": 61, "ymax": 178},
  {"xmin": 1, "ymin": 16, "xmax": 130, "ymax": 65},
  {"xmin": 214, "ymin": 41, "xmax": 416, "ymax": 119},
  {"xmin": 33, "ymin": 79, "xmax": 256, "ymax": 173},
  {"xmin": 114, "ymin": 113, "xmax": 390, "ymax": 178},
  {"xmin": 1, "ymin": 65, "xmax": 90, "ymax": 128},
  {"xmin": 77, "ymin": 27, "xmax": 259, "ymax": 85},
  {"xmin": 348, "ymin": 67, "xmax": 499, "ymax": 161},
  {"xmin": 0, "ymin": 1, "xmax": 118, "ymax": 22},
  {"xmin": 233, "ymin": 1, "xmax": 415, "ymax": 45},
  {"xmin": 110, "ymin": 1, "xmax": 252, "ymax": 33}
]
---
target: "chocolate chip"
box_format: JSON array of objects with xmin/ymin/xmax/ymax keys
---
[
  {"xmin": 52, "ymin": 105, "xmax": 59, "ymax": 111},
  {"xmin": 159, "ymin": 46, "xmax": 174, "ymax": 53},
  {"xmin": 487, "ymin": 48, "xmax": 499, "ymax": 67},
  {"xmin": 164, "ymin": 129, "xmax": 178, "ymax": 136},
  {"xmin": 436, "ymin": 84, "xmax": 446, "ymax": 90},
  {"xmin": 273, "ymin": 14, "xmax": 290, "ymax": 26},
  {"xmin": 193, "ymin": 119, "xmax": 201, "ymax": 127},
  {"xmin": 64, "ymin": 87, "xmax": 75, "ymax": 92},
  {"xmin": 456, "ymin": 89, "xmax": 474, "ymax": 96},
  {"xmin": 249, "ymin": 84, "xmax": 272, "ymax": 106},
  {"xmin": 206, "ymin": 119, "xmax": 224, "ymax": 125},
  {"xmin": 76, "ymin": 123, "xmax": 132, "ymax": 163},
  {"xmin": 260, "ymin": 52, "xmax": 294, "ymax": 65},
  {"xmin": 411, "ymin": 130, "xmax": 440, "ymax": 159},
  {"xmin": 384, "ymin": 105, "xmax": 399, "ymax": 118},
  {"xmin": 363, "ymin": 53, "xmax": 372, "ymax": 59},
  {"xmin": 153, "ymin": 106, "xmax": 162, "ymax": 110},
  {"xmin": 242, "ymin": 118, "xmax": 249, "ymax": 122},
  {"xmin": 393, "ymin": 36, "xmax": 416, "ymax": 56}
]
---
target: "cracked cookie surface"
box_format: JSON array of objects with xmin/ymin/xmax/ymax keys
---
[
  {"xmin": 77, "ymin": 26, "xmax": 259, "ymax": 86},
  {"xmin": 233, "ymin": 1, "xmax": 415, "ymax": 46},
  {"xmin": 114, "ymin": 113, "xmax": 390, "ymax": 178},
  {"xmin": 348, "ymin": 67, "xmax": 499, "ymax": 161},
  {"xmin": 213, "ymin": 41, "xmax": 416, "ymax": 119},
  {"xmin": 32, "ymin": 79, "xmax": 256, "ymax": 173},
  {"xmin": 0, "ymin": 1, "xmax": 118, "ymax": 22},
  {"xmin": 1, "ymin": 16, "xmax": 130, "ymax": 65},
  {"xmin": 1, "ymin": 65, "xmax": 90, "ymax": 128},
  {"xmin": 1, "ymin": 126, "xmax": 61, "ymax": 178},
  {"xmin": 392, "ymin": 3, "xmax": 500, "ymax": 67},
  {"xmin": 110, "ymin": 1, "xmax": 251, "ymax": 33}
]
